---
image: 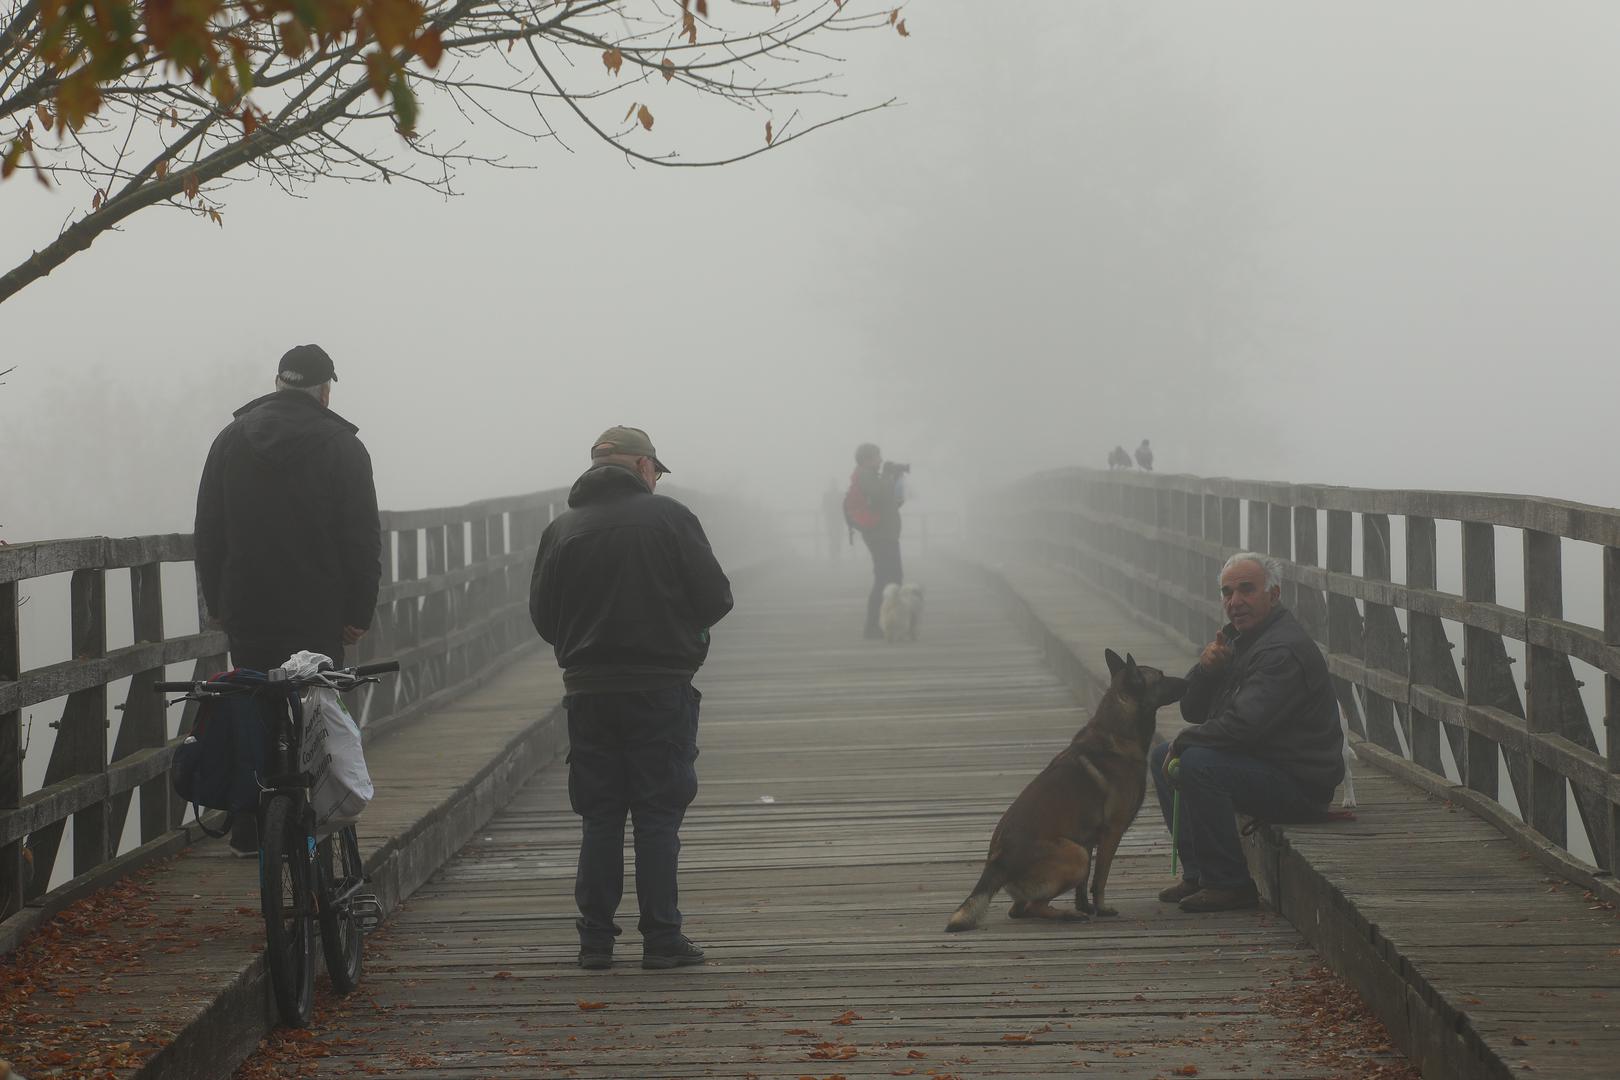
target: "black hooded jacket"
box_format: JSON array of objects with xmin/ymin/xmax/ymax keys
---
[
  {"xmin": 194, "ymin": 391, "xmax": 381, "ymax": 657},
  {"xmin": 1172, "ymin": 606, "xmax": 1345, "ymax": 803},
  {"xmin": 530, "ymin": 464, "xmax": 733, "ymax": 694}
]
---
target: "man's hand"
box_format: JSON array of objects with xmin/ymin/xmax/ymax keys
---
[
  {"xmin": 342, "ymin": 625, "xmax": 368, "ymax": 646},
  {"xmin": 203, "ymin": 614, "xmax": 223, "ymax": 631},
  {"xmin": 1198, "ymin": 630, "xmax": 1232, "ymax": 672}
]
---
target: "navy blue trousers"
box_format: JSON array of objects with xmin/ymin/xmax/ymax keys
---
[
  {"xmin": 566, "ymin": 685, "xmax": 701, "ymax": 949},
  {"xmin": 1149, "ymin": 742, "xmax": 1323, "ymax": 889}
]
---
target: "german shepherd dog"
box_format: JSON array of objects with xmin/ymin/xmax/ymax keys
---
[{"xmin": 945, "ymin": 650, "xmax": 1188, "ymax": 931}]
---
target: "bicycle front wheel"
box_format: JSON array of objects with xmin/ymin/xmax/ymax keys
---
[
  {"xmin": 317, "ymin": 825, "xmax": 365, "ymax": 993},
  {"xmin": 261, "ymin": 794, "xmax": 316, "ymax": 1027}
]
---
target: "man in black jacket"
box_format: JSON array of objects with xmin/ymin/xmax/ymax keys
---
[
  {"xmin": 530, "ymin": 426, "xmax": 733, "ymax": 971},
  {"xmin": 1150, "ymin": 552, "xmax": 1344, "ymax": 913},
  {"xmin": 195, "ymin": 344, "xmax": 382, "ymax": 853}
]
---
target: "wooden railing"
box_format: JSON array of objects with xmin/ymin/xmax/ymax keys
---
[
  {"xmin": 982, "ymin": 468, "xmax": 1620, "ymax": 895},
  {"xmin": 1, "ymin": 484, "xmax": 775, "ymax": 936}
]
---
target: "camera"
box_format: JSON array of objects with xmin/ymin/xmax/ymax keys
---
[{"xmin": 881, "ymin": 461, "xmax": 911, "ymax": 478}]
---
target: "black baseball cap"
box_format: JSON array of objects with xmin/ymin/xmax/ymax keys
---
[{"xmin": 277, "ymin": 344, "xmax": 338, "ymax": 386}]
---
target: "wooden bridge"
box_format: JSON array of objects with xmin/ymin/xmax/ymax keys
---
[{"xmin": 3, "ymin": 471, "xmax": 1619, "ymax": 1079}]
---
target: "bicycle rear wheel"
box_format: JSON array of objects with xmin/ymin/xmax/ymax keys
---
[
  {"xmin": 261, "ymin": 794, "xmax": 316, "ymax": 1026},
  {"xmin": 317, "ymin": 825, "xmax": 365, "ymax": 993}
]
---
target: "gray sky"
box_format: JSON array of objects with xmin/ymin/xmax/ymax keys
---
[{"xmin": 5, "ymin": 0, "xmax": 1620, "ymax": 542}]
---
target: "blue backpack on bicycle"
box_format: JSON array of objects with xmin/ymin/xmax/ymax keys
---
[{"xmin": 171, "ymin": 670, "xmax": 273, "ymax": 827}]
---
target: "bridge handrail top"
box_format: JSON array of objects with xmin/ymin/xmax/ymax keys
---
[
  {"xmin": 377, "ymin": 485, "xmax": 572, "ymax": 531},
  {"xmin": 1022, "ymin": 467, "xmax": 1620, "ymax": 543},
  {"xmin": 0, "ymin": 533, "xmax": 196, "ymax": 582}
]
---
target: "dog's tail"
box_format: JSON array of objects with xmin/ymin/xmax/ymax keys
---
[{"xmin": 945, "ymin": 863, "xmax": 1006, "ymax": 933}]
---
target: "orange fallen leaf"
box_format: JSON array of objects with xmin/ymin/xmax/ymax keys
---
[{"xmin": 577, "ymin": 1000, "xmax": 608, "ymax": 1010}]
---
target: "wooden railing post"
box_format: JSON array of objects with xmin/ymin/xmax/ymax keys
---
[
  {"xmin": 28, "ymin": 566, "xmax": 112, "ymax": 893},
  {"xmin": 1523, "ymin": 530, "xmax": 1571, "ymax": 846},
  {"xmin": 1405, "ymin": 517, "xmax": 1463, "ymax": 777},
  {"xmin": 1360, "ymin": 514, "xmax": 1407, "ymax": 754},
  {"xmin": 1459, "ymin": 522, "xmax": 1525, "ymax": 806},
  {"xmin": 1292, "ymin": 505, "xmax": 1328, "ymax": 644},
  {"xmin": 0, "ymin": 578, "xmax": 21, "ymax": 919},
  {"xmin": 1325, "ymin": 510, "xmax": 1366, "ymax": 740},
  {"xmin": 1247, "ymin": 500, "xmax": 1269, "ymax": 559},
  {"xmin": 113, "ymin": 562, "xmax": 170, "ymax": 847}
]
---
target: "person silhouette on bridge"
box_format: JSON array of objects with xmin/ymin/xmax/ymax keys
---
[
  {"xmin": 1151, "ymin": 553, "xmax": 1344, "ymax": 912},
  {"xmin": 530, "ymin": 426, "xmax": 733, "ymax": 971},
  {"xmin": 194, "ymin": 344, "xmax": 381, "ymax": 857},
  {"xmin": 846, "ymin": 443, "xmax": 905, "ymax": 640},
  {"xmin": 1135, "ymin": 439, "xmax": 1154, "ymax": 471}
]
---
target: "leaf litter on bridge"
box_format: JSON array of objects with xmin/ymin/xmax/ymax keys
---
[
  {"xmin": 0, "ymin": 858, "xmax": 255, "ymax": 1078},
  {"xmin": 228, "ymin": 949, "xmax": 1421, "ymax": 1079}
]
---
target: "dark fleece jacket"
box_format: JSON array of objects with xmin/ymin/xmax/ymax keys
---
[
  {"xmin": 529, "ymin": 464, "xmax": 733, "ymax": 695},
  {"xmin": 1173, "ymin": 606, "xmax": 1345, "ymax": 803},
  {"xmin": 194, "ymin": 390, "xmax": 381, "ymax": 658}
]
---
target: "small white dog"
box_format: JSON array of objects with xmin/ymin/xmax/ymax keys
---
[{"xmin": 879, "ymin": 582, "xmax": 925, "ymax": 643}]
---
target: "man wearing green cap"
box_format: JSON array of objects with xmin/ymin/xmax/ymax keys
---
[{"xmin": 530, "ymin": 426, "xmax": 734, "ymax": 970}]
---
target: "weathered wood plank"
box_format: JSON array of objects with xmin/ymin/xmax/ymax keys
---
[{"xmin": 241, "ymin": 559, "xmax": 1409, "ymax": 1079}]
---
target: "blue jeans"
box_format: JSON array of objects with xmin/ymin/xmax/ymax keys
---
[
  {"xmin": 566, "ymin": 685, "xmax": 701, "ymax": 949},
  {"xmin": 1149, "ymin": 742, "xmax": 1323, "ymax": 889}
]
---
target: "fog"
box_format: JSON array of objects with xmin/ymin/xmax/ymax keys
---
[
  {"xmin": 7, "ymin": 0, "xmax": 1620, "ymax": 888},
  {"xmin": 7, "ymin": 2, "xmax": 1620, "ymax": 540}
]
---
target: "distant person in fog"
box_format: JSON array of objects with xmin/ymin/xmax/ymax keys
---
[
  {"xmin": 1108, "ymin": 445, "xmax": 1132, "ymax": 470},
  {"xmin": 843, "ymin": 443, "xmax": 905, "ymax": 640},
  {"xmin": 1135, "ymin": 439, "xmax": 1154, "ymax": 471}
]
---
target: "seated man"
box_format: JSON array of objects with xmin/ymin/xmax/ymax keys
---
[{"xmin": 1150, "ymin": 552, "xmax": 1345, "ymax": 913}]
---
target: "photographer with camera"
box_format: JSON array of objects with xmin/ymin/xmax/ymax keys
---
[{"xmin": 844, "ymin": 443, "xmax": 907, "ymax": 640}]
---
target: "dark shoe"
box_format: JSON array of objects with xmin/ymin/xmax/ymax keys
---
[
  {"xmin": 577, "ymin": 946, "xmax": 613, "ymax": 970},
  {"xmin": 641, "ymin": 936, "xmax": 705, "ymax": 970},
  {"xmin": 1179, "ymin": 882, "xmax": 1260, "ymax": 913},
  {"xmin": 1157, "ymin": 878, "xmax": 1201, "ymax": 903}
]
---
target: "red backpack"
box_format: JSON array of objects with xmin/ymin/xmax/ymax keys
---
[{"xmin": 843, "ymin": 469, "xmax": 880, "ymax": 533}]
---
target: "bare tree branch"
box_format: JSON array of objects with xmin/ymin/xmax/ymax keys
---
[{"xmin": 1, "ymin": 0, "xmax": 905, "ymax": 304}]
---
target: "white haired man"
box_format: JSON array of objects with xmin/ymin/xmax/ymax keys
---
[{"xmin": 1149, "ymin": 552, "xmax": 1345, "ymax": 912}]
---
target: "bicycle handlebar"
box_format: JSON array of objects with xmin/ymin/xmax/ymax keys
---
[{"xmin": 154, "ymin": 659, "xmax": 399, "ymax": 695}]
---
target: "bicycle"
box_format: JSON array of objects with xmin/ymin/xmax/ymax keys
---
[{"xmin": 158, "ymin": 658, "xmax": 399, "ymax": 1027}]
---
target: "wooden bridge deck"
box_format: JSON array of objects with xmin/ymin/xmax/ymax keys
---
[{"xmin": 240, "ymin": 559, "xmax": 1414, "ymax": 1078}]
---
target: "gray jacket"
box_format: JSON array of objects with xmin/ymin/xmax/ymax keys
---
[{"xmin": 1173, "ymin": 607, "xmax": 1345, "ymax": 802}]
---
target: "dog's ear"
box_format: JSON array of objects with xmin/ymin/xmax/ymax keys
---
[
  {"xmin": 1105, "ymin": 649, "xmax": 1126, "ymax": 678},
  {"xmin": 1124, "ymin": 653, "xmax": 1144, "ymax": 689}
]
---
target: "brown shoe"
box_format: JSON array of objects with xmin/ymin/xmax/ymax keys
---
[
  {"xmin": 1178, "ymin": 882, "xmax": 1260, "ymax": 913},
  {"xmin": 1157, "ymin": 878, "xmax": 1201, "ymax": 903}
]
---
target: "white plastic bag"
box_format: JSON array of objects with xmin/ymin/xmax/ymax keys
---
[
  {"xmin": 279, "ymin": 652, "xmax": 374, "ymax": 832},
  {"xmin": 301, "ymin": 686, "xmax": 373, "ymax": 832}
]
